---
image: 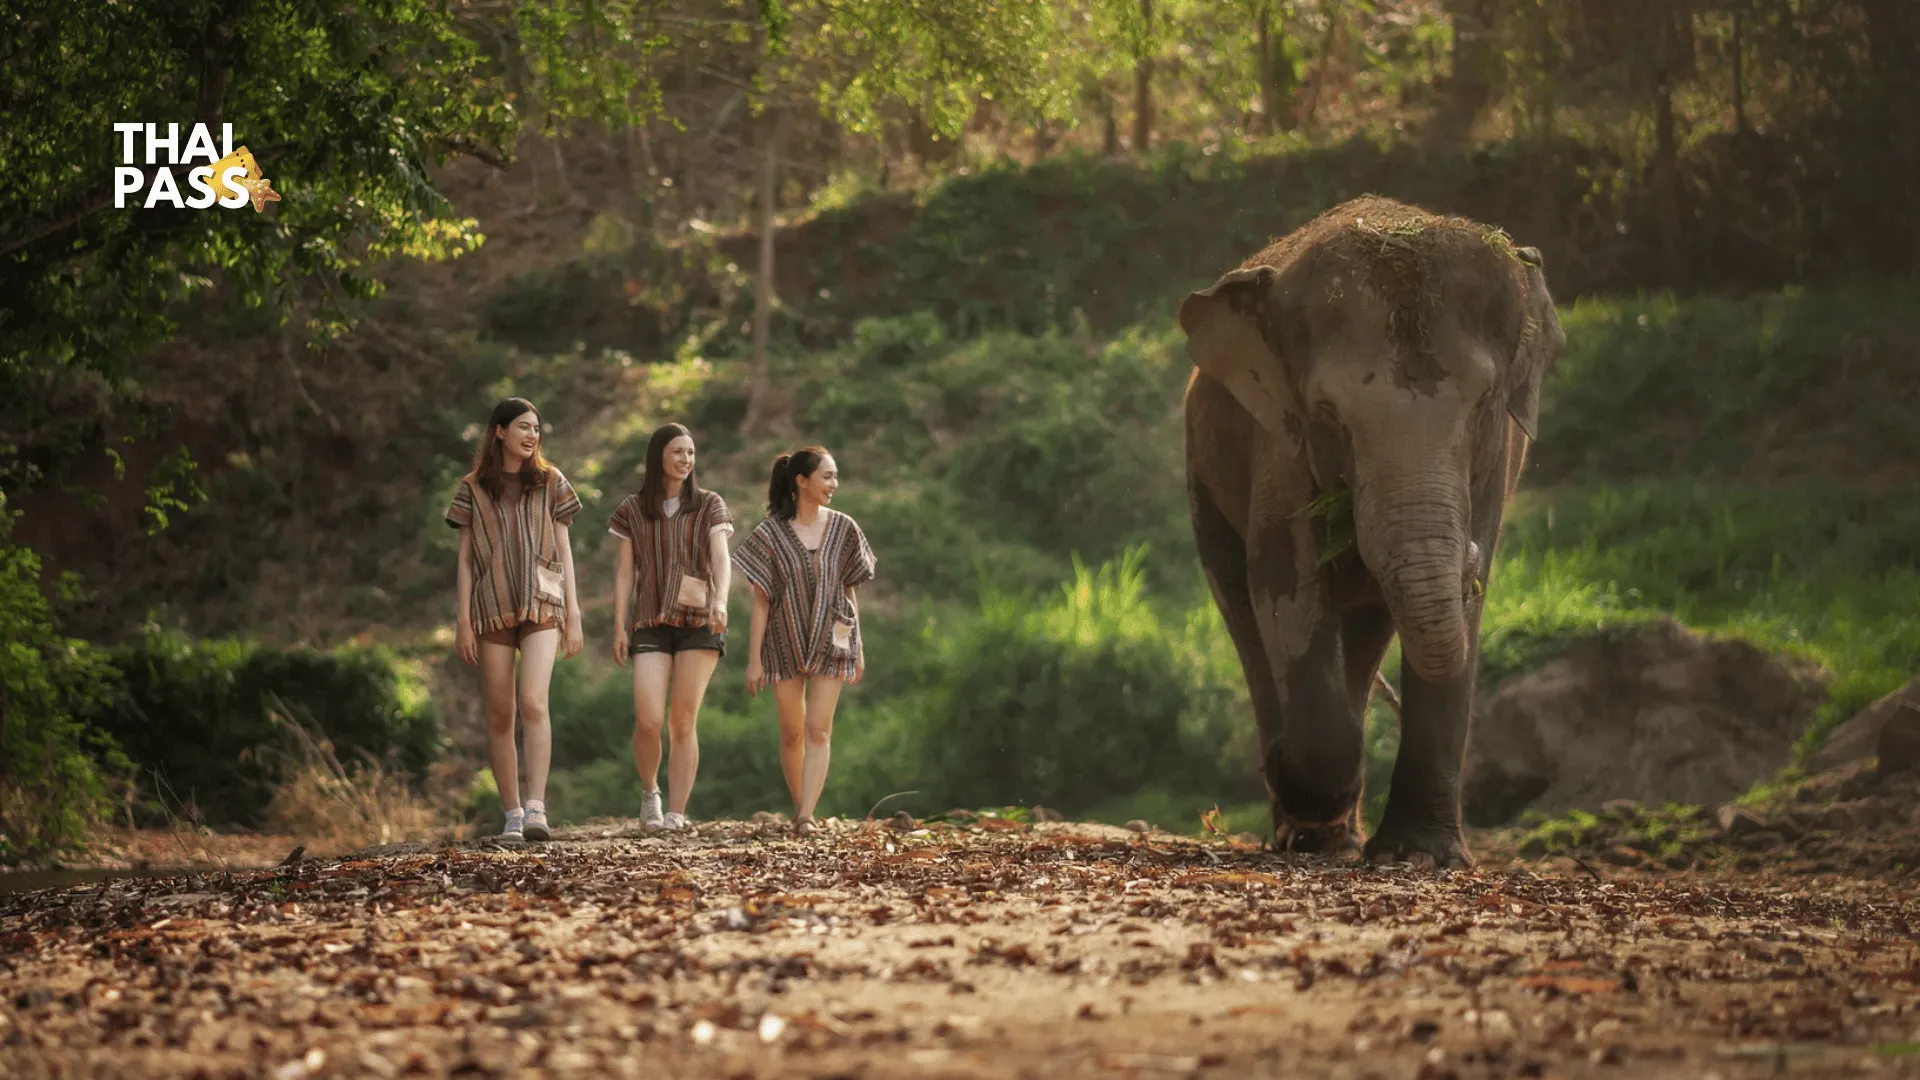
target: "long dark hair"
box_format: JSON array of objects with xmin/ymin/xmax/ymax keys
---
[
  {"xmin": 637, "ymin": 422, "xmax": 702, "ymax": 520},
  {"xmin": 470, "ymin": 397, "xmax": 553, "ymax": 500},
  {"xmin": 766, "ymin": 445, "xmax": 829, "ymax": 520}
]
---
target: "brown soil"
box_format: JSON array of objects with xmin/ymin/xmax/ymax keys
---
[{"xmin": 5, "ymin": 809, "xmax": 1920, "ymax": 1080}]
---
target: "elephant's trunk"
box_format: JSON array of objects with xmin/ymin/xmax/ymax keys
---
[{"xmin": 1352, "ymin": 464, "xmax": 1472, "ymax": 683}]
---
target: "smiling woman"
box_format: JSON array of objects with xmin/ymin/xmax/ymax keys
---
[{"xmin": 445, "ymin": 397, "xmax": 585, "ymax": 844}]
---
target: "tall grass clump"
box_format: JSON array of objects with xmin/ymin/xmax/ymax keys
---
[{"xmin": 899, "ymin": 546, "xmax": 1246, "ymax": 815}]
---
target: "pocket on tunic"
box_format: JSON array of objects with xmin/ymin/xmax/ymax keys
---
[
  {"xmin": 675, "ymin": 573, "xmax": 710, "ymax": 610},
  {"xmin": 830, "ymin": 617, "xmax": 855, "ymax": 655},
  {"xmin": 535, "ymin": 558, "xmax": 566, "ymax": 604}
]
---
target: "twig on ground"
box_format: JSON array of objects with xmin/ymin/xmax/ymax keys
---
[{"xmin": 865, "ymin": 791, "xmax": 920, "ymax": 821}]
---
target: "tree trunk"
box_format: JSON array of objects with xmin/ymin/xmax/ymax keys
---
[
  {"xmin": 1300, "ymin": 3, "xmax": 1341, "ymax": 129},
  {"xmin": 743, "ymin": 108, "xmax": 784, "ymax": 439},
  {"xmin": 1257, "ymin": 4, "xmax": 1275, "ymax": 133},
  {"xmin": 1731, "ymin": 8, "xmax": 1746, "ymax": 136},
  {"xmin": 1863, "ymin": 0, "xmax": 1920, "ymax": 271},
  {"xmin": 1101, "ymin": 90, "xmax": 1120, "ymax": 154},
  {"xmin": 1441, "ymin": 0, "xmax": 1501, "ymax": 139},
  {"xmin": 1652, "ymin": 14, "xmax": 1683, "ymax": 288},
  {"xmin": 1132, "ymin": 0, "xmax": 1154, "ymax": 153}
]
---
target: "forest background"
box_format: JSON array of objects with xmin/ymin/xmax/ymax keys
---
[{"xmin": 2, "ymin": 0, "xmax": 1916, "ymax": 863}]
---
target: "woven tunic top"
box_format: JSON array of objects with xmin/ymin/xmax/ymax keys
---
[
  {"xmin": 444, "ymin": 467, "xmax": 583, "ymax": 635},
  {"xmin": 606, "ymin": 489, "xmax": 735, "ymax": 631},
  {"xmin": 735, "ymin": 510, "xmax": 877, "ymax": 683}
]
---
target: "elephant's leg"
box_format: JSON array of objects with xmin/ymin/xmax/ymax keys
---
[
  {"xmin": 1365, "ymin": 614, "xmax": 1480, "ymax": 869},
  {"xmin": 1366, "ymin": 494, "xmax": 1504, "ymax": 870},
  {"xmin": 1188, "ymin": 479, "xmax": 1293, "ymax": 835},
  {"xmin": 1245, "ymin": 506, "xmax": 1370, "ymax": 857}
]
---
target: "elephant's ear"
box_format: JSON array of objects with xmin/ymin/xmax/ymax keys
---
[
  {"xmin": 1178, "ymin": 265, "xmax": 1290, "ymax": 432},
  {"xmin": 1506, "ymin": 253, "xmax": 1562, "ymax": 443}
]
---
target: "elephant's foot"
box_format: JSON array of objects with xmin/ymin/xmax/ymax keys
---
[
  {"xmin": 1271, "ymin": 813, "xmax": 1364, "ymax": 862},
  {"xmin": 1362, "ymin": 820, "xmax": 1472, "ymax": 870}
]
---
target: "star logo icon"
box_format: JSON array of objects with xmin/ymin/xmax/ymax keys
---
[
  {"xmin": 241, "ymin": 174, "xmax": 281, "ymax": 213},
  {"xmin": 210, "ymin": 145, "xmax": 279, "ymax": 213}
]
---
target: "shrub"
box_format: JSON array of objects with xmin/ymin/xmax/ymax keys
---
[
  {"xmin": 901, "ymin": 546, "xmax": 1241, "ymax": 815},
  {"xmin": 79, "ymin": 628, "xmax": 443, "ymax": 827},
  {"xmin": 0, "ymin": 525, "xmax": 131, "ymax": 862}
]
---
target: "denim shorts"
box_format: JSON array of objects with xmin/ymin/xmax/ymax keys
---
[{"xmin": 630, "ymin": 622, "xmax": 726, "ymax": 657}]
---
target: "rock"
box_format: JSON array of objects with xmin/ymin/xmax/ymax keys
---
[
  {"xmin": 1807, "ymin": 677, "xmax": 1920, "ymax": 773},
  {"xmin": 1880, "ymin": 703, "xmax": 1920, "ymax": 776},
  {"xmin": 1600, "ymin": 799, "xmax": 1643, "ymax": 820},
  {"xmin": 1813, "ymin": 803, "xmax": 1858, "ymax": 833},
  {"xmin": 1461, "ymin": 618, "xmax": 1828, "ymax": 826},
  {"xmin": 1518, "ymin": 835, "xmax": 1548, "ymax": 859},
  {"xmin": 1716, "ymin": 804, "xmax": 1767, "ymax": 837},
  {"xmin": 1124, "ymin": 819, "xmax": 1152, "ymax": 833}
]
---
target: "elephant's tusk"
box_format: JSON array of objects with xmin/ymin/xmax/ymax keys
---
[{"xmin": 1371, "ymin": 671, "xmax": 1402, "ymax": 716}]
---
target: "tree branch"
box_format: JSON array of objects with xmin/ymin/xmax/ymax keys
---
[{"xmin": 433, "ymin": 135, "xmax": 515, "ymax": 169}]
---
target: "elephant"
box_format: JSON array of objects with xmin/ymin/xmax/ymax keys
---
[{"xmin": 1179, "ymin": 195, "xmax": 1565, "ymax": 868}]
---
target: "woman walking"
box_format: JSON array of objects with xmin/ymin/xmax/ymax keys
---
[
  {"xmin": 448, "ymin": 397, "xmax": 585, "ymax": 842},
  {"xmin": 736, "ymin": 446, "xmax": 877, "ymax": 836},
  {"xmin": 607, "ymin": 423, "xmax": 734, "ymax": 830}
]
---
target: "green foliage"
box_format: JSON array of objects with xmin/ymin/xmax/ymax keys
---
[
  {"xmin": 0, "ymin": 520, "xmax": 131, "ymax": 862},
  {"xmin": 1534, "ymin": 284, "xmax": 1920, "ymax": 486},
  {"xmin": 77, "ymin": 628, "xmax": 443, "ymax": 828},
  {"xmin": 0, "ymin": 0, "xmax": 659, "ymax": 495},
  {"xmin": 896, "ymin": 547, "xmax": 1242, "ymax": 814}
]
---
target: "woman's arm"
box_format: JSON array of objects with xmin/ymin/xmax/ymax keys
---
[
  {"xmin": 708, "ymin": 529, "xmax": 733, "ymax": 633},
  {"xmin": 745, "ymin": 583, "xmax": 770, "ymax": 697},
  {"xmin": 456, "ymin": 527, "xmax": 478, "ymax": 666},
  {"xmin": 558, "ymin": 522, "xmax": 583, "ymax": 659},
  {"xmin": 612, "ymin": 538, "xmax": 635, "ymax": 666}
]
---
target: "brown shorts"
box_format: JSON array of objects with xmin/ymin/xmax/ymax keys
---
[{"xmin": 480, "ymin": 619, "xmax": 558, "ymax": 649}]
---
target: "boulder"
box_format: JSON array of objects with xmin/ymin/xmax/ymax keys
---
[
  {"xmin": 1806, "ymin": 677, "xmax": 1920, "ymax": 774},
  {"xmin": 1462, "ymin": 617, "xmax": 1828, "ymax": 826},
  {"xmin": 1881, "ymin": 704, "xmax": 1920, "ymax": 776}
]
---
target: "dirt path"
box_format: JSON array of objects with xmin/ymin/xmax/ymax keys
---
[{"xmin": 3, "ymin": 818, "xmax": 1918, "ymax": 1080}]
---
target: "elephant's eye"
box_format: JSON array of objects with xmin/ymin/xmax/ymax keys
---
[{"xmin": 1312, "ymin": 401, "xmax": 1339, "ymax": 424}]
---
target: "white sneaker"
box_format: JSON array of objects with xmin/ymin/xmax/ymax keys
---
[
  {"xmin": 522, "ymin": 801, "xmax": 551, "ymax": 842},
  {"xmin": 640, "ymin": 788, "xmax": 664, "ymax": 828},
  {"xmin": 501, "ymin": 808, "xmax": 525, "ymax": 841},
  {"xmin": 661, "ymin": 811, "xmax": 691, "ymax": 831}
]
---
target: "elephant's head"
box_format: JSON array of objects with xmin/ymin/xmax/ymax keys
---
[{"xmin": 1180, "ymin": 214, "xmax": 1565, "ymax": 682}]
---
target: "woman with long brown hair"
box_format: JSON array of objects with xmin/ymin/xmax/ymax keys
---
[
  {"xmin": 735, "ymin": 446, "xmax": 876, "ymax": 837},
  {"xmin": 606, "ymin": 423, "xmax": 733, "ymax": 831},
  {"xmin": 446, "ymin": 397, "xmax": 584, "ymax": 842}
]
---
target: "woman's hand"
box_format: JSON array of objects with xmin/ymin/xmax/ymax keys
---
[
  {"xmin": 612, "ymin": 627, "xmax": 630, "ymax": 668},
  {"xmin": 457, "ymin": 620, "xmax": 479, "ymax": 667},
  {"xmin": 746, "ymin": 657, "xmax": 767, "ymax": 698},
  {"xmin": 563, "ymin": 614, "xmax": 585, "ymax": 660},
  {"xmin": 852, "ymin": 652, "xmax": 865, "ymax": 685},
  {"xmin": 708, "ymin": 599, "xmax": 729, "ymax": 634}
]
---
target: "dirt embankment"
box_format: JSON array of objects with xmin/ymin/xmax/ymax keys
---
[{"xmin": 4, "ymin": 817, "xmax": 1919, "ymax": 1080}]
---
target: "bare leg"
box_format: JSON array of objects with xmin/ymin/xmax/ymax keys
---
[
  {"xmin": 515, "ymin": 627, "xmax": 560, "ymax": 805},
  {"xmin": 479, "ymin": 638, "xmax": 522, "ymax": 811},
  {"xmin": 630, "ymin": 652, "xmax": 673, "ymax": 791},
  {"xmin": 772, "ymin": 678, "xmax": 809, "ymax": 816},
  {"xmin": 665, "ymin": 647, "xmax": 721, "ymax": 815},
  {"xmin": 797, "ymin": 676, "xmax": 845, "ymax": 821}
]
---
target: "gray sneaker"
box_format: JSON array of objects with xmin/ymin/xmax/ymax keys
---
[
  {"xmin": 501, "ymin": 808, "xmax": 525, "ymax": 841},
  {"xmin": 661, "ymin": 811, "xmax": 691, "ymax": 832},
  {"xmin": 522, "ymin": 804, "xmax": 551, "ymax": 842},
  {"xmin": 640, "ymin": 788, "xmax": 664, "ymax": 828}
]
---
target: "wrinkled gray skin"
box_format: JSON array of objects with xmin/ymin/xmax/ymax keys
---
[{"xmin": 1180, "ymin": 197, "xmax": 1566, "ymax": 868}]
